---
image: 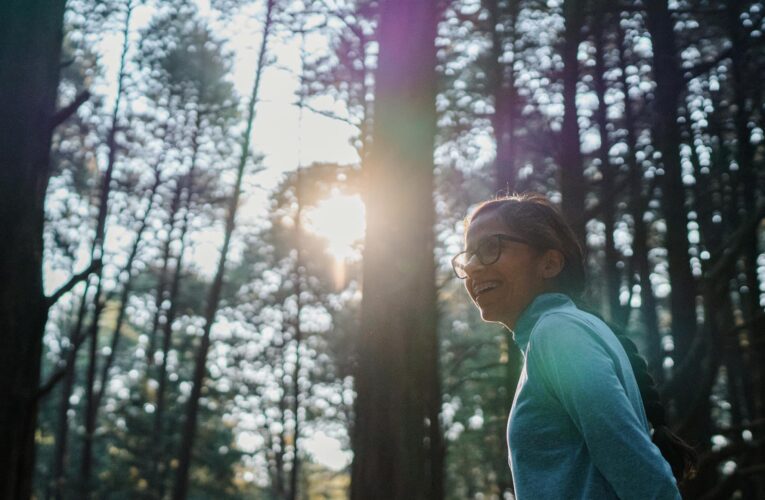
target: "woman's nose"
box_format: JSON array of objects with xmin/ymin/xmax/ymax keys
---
[{"xmin": 462, "ymin": 253, "xmax": 483, "ymax": 277}]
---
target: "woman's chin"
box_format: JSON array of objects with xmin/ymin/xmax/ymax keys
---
[{"xmin": 479, "ymin": 307, "xmax": 500, "ymax": 323}]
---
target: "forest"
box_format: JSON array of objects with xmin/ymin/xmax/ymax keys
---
[{"xmin": 1, "ymin": 0, "xmax": 764, "ymax": 498}]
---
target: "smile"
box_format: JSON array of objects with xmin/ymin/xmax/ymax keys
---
[{"xmin": 473, "ymin": 280, "xmax": 501, "ymax": 297}]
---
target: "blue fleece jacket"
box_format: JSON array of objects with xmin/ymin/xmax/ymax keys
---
[{"xmin": 507, "ymin": 293, "xmax": 681, "ymax": 499}]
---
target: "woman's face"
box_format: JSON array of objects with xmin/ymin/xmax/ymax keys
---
[{"xmin": 463, "ymin": 210, "xmax": 551, "ymax": 329}]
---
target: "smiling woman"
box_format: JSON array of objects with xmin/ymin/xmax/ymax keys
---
[{"xmin": 455, "ymin": 193, "xmax": 696, "ymax": 500}]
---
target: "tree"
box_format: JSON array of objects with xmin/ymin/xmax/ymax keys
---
[
  {"xmin": 350, "ymin": 0, "xmax": 443, "ymax": 498},
  {"xmin": 0, "ymin": 1, "xmax": 71, "ymax": 497},
  {"xmin": 172, "ymin": 1, "xmax": 275, "ymax": 497}
]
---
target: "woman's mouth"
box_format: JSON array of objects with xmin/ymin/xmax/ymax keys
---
[{"xmin": 473, "ymin": 280, "xmax": 501, "ymax": 298}]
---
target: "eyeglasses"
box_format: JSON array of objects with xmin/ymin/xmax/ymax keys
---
[{"xmin": 451, "ymin": 234, "xmax": 531, "ymax": 279}]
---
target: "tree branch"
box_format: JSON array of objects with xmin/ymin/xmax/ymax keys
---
[
  {"xmin": 36, "ymin": 364, "xmax": 69, "ymax": 400},
  {"xmin": 50, "ymin": 89, "xmax": 91, "ymax": 130},
  {"xmin": 36, "ymin": 331, "xmax": 89, "ymax": 400},
  {"xmin": 45, "ymin": 258, "xmax": 101, "ymax": 309}
]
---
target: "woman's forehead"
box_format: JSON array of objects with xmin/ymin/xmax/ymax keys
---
[{"xmin": 465, "ymin": 211, "xmax": 510, "ymax": 244}]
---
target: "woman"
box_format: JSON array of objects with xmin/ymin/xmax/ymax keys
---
[{"xmin": 451, "ymin": 193, "xmax": 696, "ymax": 499}]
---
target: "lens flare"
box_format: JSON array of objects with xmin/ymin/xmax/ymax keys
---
[{"xmin": 305, "ymin": 193, "xmax": 365, "ymax": 288}]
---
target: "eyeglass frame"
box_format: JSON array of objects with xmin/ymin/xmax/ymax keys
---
[{"xmin": 451, "ymin": 233, "xmax": 532, "ymax": 279}]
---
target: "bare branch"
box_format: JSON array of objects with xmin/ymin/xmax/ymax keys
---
[
  {"xmin": 36, "ymin": 328, "xmax": 90, "ymax": 400},
  {"xmin": 36, "ymin": 364, "xmax": 68, "ymax": 400},
  {"xmin": 50, "ymin": 90, "xmax": 91, "ymax": 130},
  {"xmin": 45, "ymin": 259, "xmax": 101, "ymax": 309},
  {"xmin": 300, "ymin": 102, "xmax": 358, "ymax": 126}
]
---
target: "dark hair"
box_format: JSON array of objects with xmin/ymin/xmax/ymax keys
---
[{"xmin": 466, "ymin": 192, "xmax": 697, "ymax": 486}]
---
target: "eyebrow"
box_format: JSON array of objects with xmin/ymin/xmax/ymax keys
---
[{"xmin": 465, "ymin": 233, "xmax": 513, "ymax": 252}]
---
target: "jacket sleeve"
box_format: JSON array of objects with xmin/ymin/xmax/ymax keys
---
[{"xmin": 526, "ymin": 313, "xmax": 681, "ymax": 500}]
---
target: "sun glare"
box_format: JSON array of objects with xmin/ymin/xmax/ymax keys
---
[
  {"xmin": 305, "ymin": 193, "xmax": 365, "ymax": 261},
  {"xmin": 305, "ymin": 193, "xmax": 365, "ymax": 290}
]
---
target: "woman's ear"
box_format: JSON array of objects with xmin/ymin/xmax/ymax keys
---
[{"xmin": 539, "ymin": 249, "xmax": 565, "ymax": 279}]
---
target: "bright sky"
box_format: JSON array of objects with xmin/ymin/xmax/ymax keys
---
[{"xmin": 87, "ymin": 0, "xmax": 359, "ymax": 474}]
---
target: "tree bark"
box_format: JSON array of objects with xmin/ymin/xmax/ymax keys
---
[
  {"xmin": 643, "ymin": 0, "xmax": 698, "ymax": 379},
  {"xmin": 615, "ymin": 17, "xmax": 663, "ymax": 382},
  {"xmin": 592, "ymin": 6, "xmax": 623, "ymax": 323},
  {"xmin": 559, "ymin": 0, "xmax": 587, "ymax": 242},
  {"xmin": 0, "ymin": 1, "xmax": 66, "ymax": 497},
  {"xmin": 487, "ymin": 0, "xmax": 521, "ymax": 194},
  {"xmin": 350, "ymin": 0, "xmax": 442, "ymax": 498}
]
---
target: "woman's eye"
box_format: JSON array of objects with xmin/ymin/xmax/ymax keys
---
[{"xmin": 478, "ymin": 240, "xmax": 499, "ymax": 259}]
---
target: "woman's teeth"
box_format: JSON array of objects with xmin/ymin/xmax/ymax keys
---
[{"xmin": 474, "ymin": 281, "xmax": 500, "ymax": 296}]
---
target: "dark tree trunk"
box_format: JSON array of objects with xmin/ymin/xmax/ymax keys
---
[
  {"xmin": 79, "ymin": 4, "xmax": 133, "ymax": 493},
  {"xmin": 151, "ymin": 172, "xmax": 193, "ymax": 499},
  {"xmin": 615, "ymin": 18, "xmax": 663, "ymax": 382},
  {"xmin": 50, "ymin": 279, "xmax": 92, "ymax": 500},
  {"xmin": 350, "ymin": 0, "xmax": 442, "ymax": 498},
  {"xmin": 488, "ymin": 0, "xmax": 521, "ymax": 194},
  {"xmin": 172, "ymin": 2, "xmax": 274, "ymax": 497},
  {"xmin": 0, "ymin": 1, "xmax": 66, "ymax": 497},
  {"xmin": 726, "ymin": 0, "xmax": 762, "ymax": 366},
  {"xmin": 146, "ymin": 178, "xmax": 185, "ymax": 366},
  {"xmin": 725, "ymin": 4, "xmax": 765, "ymax": 494},
  {"xmin": 643, "ymin": 0, "xmax": 698, "ymax": 380},
  {"xmin": 81, "ymin": 153, "xmax": 163, "ymax": 494},
  {"xmin": 592, "ymin": 7, "xmax": 622, "ymax": 323},
  {"xmin": 97, "ymin": 164, "xmax": 163, "ymax": 403},
  {"xmin": 275, "ymin": 381, "xmax": 288, "ymax": 497},
  {"xmin": 288, "ymin": 173, "xmax": 304, "ymax": 500},
  {"xmin": 559, "ymin": 0, "xmax": 587, "ymax": 242}
]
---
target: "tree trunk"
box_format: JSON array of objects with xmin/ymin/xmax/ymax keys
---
[
  {"xmin": 82, "ymin": 155, "xmax": 163, "ymax": 493},
  {"xmin": 488, "ymin": 0, "xmax": 520, "ymax": 194},
  {"xmin": 146, "ymin": 178, "xmax": 185, "ymax": 366},
  {"xmin": 643, "ymin": 0, "xmax": 698, "ymax": 382},
  {"xmin": 172, "ymin": 2, "xmax": 274, "ymax": 497},
  {"xmin": 350, "ymin": 0, "xmax": 442, "ymax": 498},
  {"xmin": 288, "ymin": 172, "xmax": 304, "ymax": 500},
  {"xmin": 0, "ymin": 1, "xmax": 66, "ymax": 497},
  {"xmin": 97, "ymin": 165, "xmax": 163, "ymax": 403},
  {"xmin": 615, "ymin": 18, "xmax": 663, "ymax": 382},
  {"xmin": 50, "ymin": 281, "xmax": 92, "ymax": 500},
  {"xmin": 559, "ymin": 0, "xmax": 587, "ymax": 242},
  {"xmin": 79, "ymin": 3, "xmax": 133, "ymax": 493},
  {"xmin": 151, "ymin": 171, "xmax": 193, "ymax": 499},
  {"xmin": 592, "ymin": 7, "xmax": 622, "ymax": 323}
]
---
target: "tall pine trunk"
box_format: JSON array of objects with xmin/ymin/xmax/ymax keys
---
[
  {"xmin": 488, "ymin": 0, "xmax": 520, "ymax": 194},
  {"xmin": 151, "ymin": 172, "xmax": 193, "ymax": 499},
  {"xmin": 350, "ymin": 0, "xmax": 442, "ymax": 498},
  {"xmin": 592, "ymin": 8, "xmax": 622, "ymax": 322},
  {"xmin": 81, "ymin": 154, "xmax": 164, "ymax": 492},
  {"xmin": 559, "ymin": 0, "xmax": 586, "ymax": 242},
  {"xmin": 172, "ymin": 2, "xmax": 274, "ymax": 497},
  {"xmin": 79, "ymin": 3, "xmax": 133, "ymax": 493},
  {"xmin": 0, "ymin": 1, "xmax": 66, "ymax": 497},
  {"xmin": 615, "ymin": 17, "xmax": 663, "ymax": 382},
  {"xmin": 643, "ymin": 0, "xmax": 699, "ymax": 393}
]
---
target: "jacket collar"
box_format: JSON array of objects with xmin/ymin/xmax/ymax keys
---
[{"xmin": 512, "ymin": 292, "xmax": 574, "ymax": 353}]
